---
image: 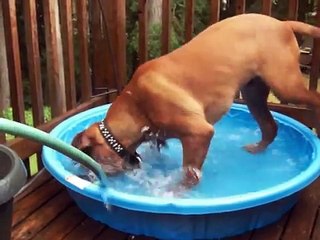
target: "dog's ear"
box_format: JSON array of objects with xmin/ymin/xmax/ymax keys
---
[{"xmin": 71, "ymin": 131, "xmax": 91, "ymax": 150}]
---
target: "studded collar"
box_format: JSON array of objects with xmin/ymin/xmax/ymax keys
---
[{"xmin": 98, "ymin": 121, "xmax": 142, "ymax": 166}]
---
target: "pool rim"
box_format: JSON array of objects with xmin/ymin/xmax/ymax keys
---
[{"xmin": 42, "ymin": 103, "xmax": 320, "ymax": 215}]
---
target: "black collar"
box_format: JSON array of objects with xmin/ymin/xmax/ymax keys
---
[{"xmin": 98, "ymin": 121, "xmax": 142, "ymax": 166}]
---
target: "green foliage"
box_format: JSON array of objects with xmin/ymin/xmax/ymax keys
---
[
  {"xmin": 148, "ymin": 24, "xmax": 162, "ymax": 59},
  {"xmin": 3, "ymin": 107, "xmax": 52, "ymax": 127},
  {"xmin": 125, "ymin": 0, "xmax": 210, "ymax": 78},
  {"xmin": 125, "ymin": 0, "xmax": 316, "ymax": 80},
  {"xmin": 3, "ymin": 107, "xmax": 51, "ymax": 142}
]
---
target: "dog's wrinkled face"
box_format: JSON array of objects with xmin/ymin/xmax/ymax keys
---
[{"xmin": 71, "ymin": 123, "xmax": 133, "ymax": 175}]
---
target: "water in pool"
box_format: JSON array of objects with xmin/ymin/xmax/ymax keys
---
[{"xmin": 68, "ymin": 110, "xmax": 313, "ymax": 199}]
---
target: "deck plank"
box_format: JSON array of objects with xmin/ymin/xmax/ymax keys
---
[
  {"xmin": 12, "ymin": 190, "xmax": 73, "ymax": 240},
  {"xmin": 11, "ymin": 175, "xmax": 320, "ymax": 240},
  {"xmin": 14, "ymin": 170, "xmax": 52, "ymax": 203},
  {"xmin": 281, "ymin": 179, "xmax": 320, "ymax": 240},
  {"xmin": 311, "ymin": 208, "xmax": 320, "ymax": 240},
  {"xmin": 63, "ymin": 217, "xmax": 105, "ymax": 240},
  {"xmin": 13, "ymin": 178, "xmax": 63, "ymax": 226},
  {"xmin": 250, "ymin": 213, "xmax": 290, "ymax": 240},
  {"xmin": 95, "ymin": 227, "xmax": 128, "ymax": 240},
  {"xmin": 33, "ymin": 205, "xmax": 87, "ymax": 240}
]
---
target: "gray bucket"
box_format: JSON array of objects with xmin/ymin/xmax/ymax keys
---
[{"xmin": 0, "ymin": 145, "xmax": 27, "ymax": 240}]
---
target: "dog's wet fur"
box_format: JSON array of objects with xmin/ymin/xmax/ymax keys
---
[{"xmin": 72, "ymin": 14, "xmax": 320, "ymax": 187}]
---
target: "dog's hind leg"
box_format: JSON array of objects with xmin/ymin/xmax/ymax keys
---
[
  {"xmin": 272, "ymin": 84, "xmax": 320, "ymax": 136},
  {"xmin": 241, "ymin": 77, "xmax": 278, "ymax": 153},
  {"xmin": 262, "ymin": 55, "xmax": 320, "ymax": 136}
]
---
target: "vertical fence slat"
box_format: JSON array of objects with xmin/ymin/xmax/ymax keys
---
[
  {"xmin": 92, "ymin": 1, "xmax": 119, "ymax": 100},
  {"xmin": 309, "ymin": 0, "xmax": 320, "ymax": 91},
  {"xmin": 235, "ymin": 0, "xmax": 246, "ymax": 15},
  {"xmin": 185, "ymin": 0, "xmax": 195, "ymax": 42},
  {"xmin": 76, "ymin": 0, "xmax": 91, "ymax": 101},
  {"xmin": 138, "ymin": 0, "xmax": 148, "ymax": 64},
  {"xmin": 261, "ymin": 0, "xmax": 272, "ymax": 15},
  {"xmin": 59, "ymin": 0, "xmax": 76, "ymax": 110},
  {"xmin": 210, "ymin": 0, "xmax": 220, "ymax": 24},
  {"xmin": 23, "ymin": 0, "xmax": 44, "ymax": 126},
  {"xmin": 161, "ymin": 0, "xmax": 172, "ymax": 55},
  {"xmin": 115, "ymin": 1, "xmax": 127, "ymax": 89},
  {"xmin": 288, "ymin": 0, "xmax": 299, "ymax": 20},
  {"xmin": 24, "ymin": 0, "xmax": 42, "ymax": 171},
  {"xmin": 99, "ymin": 0, "xmax": 126, "ymax": 90},
  {"xmin": 0, "ymin": 2, "xmax": 7, "ymax": 143},
  {"xmin": 0, "ymin": 1, "xmax": 9, "ymax": 121},
  {"xmin": 43, "ymin": 0, "xmax": 66, "ymax": 117},
  {"xmin": 2, "ymin": 0, "xmax": 25, "ymax": 123},
  {"xmin": 91, "ymin": 0, "xmax": 107, "ymax": 94}
]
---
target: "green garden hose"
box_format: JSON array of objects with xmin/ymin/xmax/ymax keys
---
[{"xmin": 0, "ymin": 118, "xmax": 107, "ymax": 184}]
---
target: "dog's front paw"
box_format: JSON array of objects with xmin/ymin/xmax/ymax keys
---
[
  {"xmin": 243, "ymin": 143, "xmax": 266, "ymax": 154},
  {"xmin": 182, "ymin": 166, "xmax": 202, "ymax": 187}
]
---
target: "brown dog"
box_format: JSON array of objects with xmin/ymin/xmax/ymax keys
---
[{"xmin": 72, "ymin": 13, "xmax": 320, "ymax": 186}]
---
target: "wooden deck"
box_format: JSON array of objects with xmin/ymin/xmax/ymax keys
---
[{"xmin": 11, "ymin": 170, "xmax": 320, "ymax": 240}]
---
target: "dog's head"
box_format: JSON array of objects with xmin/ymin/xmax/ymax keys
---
[{"xmin": 71, "ymin": 123, "xmax": 137, "ymax": 175}]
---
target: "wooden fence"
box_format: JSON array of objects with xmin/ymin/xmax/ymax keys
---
[
  {"xmin": 1, "ymin": 0, "xmax": 320, "ymax": 179},
  {"xmin": 0, "ymin": 0, "xmax": 125, "ymax": 176}
]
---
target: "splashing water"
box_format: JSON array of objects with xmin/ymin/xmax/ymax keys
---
[
  {"xmin": 108, "ymin": 143, "xmax": 186, "ymax": 198},
  {"xmin": 66, "ymin": 109, "xmax": 314, "ymax": 200}
]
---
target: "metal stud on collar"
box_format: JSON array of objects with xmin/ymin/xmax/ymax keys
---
[
  {"xmin": 98, "ymin": 121, "xmax": 142, "ymax": 165},
  {"xmin": 98, "ymin": 121, "xmax": 124, "ymax": 153}
]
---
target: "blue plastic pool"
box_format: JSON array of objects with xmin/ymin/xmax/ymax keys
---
[{"xmin": 42, "ymin": 104, "xmax": 320, "ymax": 239}]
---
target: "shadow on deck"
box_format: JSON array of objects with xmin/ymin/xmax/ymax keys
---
[{"xmin": 11, "ymin": 170, "xmax": 320, "ymax": 240}]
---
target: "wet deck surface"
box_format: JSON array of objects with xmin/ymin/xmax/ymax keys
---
[{"xmin": 12, "ymin": 170, "xmax": 320, "ymax": 240}]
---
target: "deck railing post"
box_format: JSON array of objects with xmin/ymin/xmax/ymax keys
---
[
  {"xmin": 210, "ymin": 0, "xmax": 220, "ymax": 24},
  {"xmin": 138, "ymin": 0, "xmax": 148, "ymax": 64},
  {"xmin": 184, "ymin": 0, "xmax": 195, "ymax": 43},
  {"xmin": 43, "ymin": 0, "xmax": 66, "ymax": 117},
  {"xmin": 161, "ymin": 0, "xmax": 172, "ymax": 55},
  {"xmin": 288, "ymin": 0, "xmax": 299, "ymax": 20},
  {"xmin": 59, "ymin": 0, "xmax": 76, "ymax": 110},
  {"xmin": 99, "ymin": 0, "xmax": 127, "ymax": 90},
  {"xmin": 0, "ymin": 2, "xmax": 8, "ymax": 144},
  {"xmin": 262, "ymin": 0, "xmax": 272, "ymax": 16},
  {"xmin": 23, "ymin": 0, "xmax": 45, "ymax": 126},
  {"xmin": 2, "ymin": 0, "xmax": 25, "ymax": 123},
  {"xmin": 309, "ymin": 0, "xmax": 320, "ymax": 91}
]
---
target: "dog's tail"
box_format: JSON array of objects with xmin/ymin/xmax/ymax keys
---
[{"xmin": 285, "ymin": 21, "xmax": 320, "ymax": 38}]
